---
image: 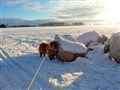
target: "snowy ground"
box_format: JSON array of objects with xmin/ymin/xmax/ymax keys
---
[{"xmin": 0, "ymin": 25, "xmax": 120, "ymax": 90}]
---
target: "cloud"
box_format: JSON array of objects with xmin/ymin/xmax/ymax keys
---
[
  {"xmin": 48, "ymin": 0, "xmax": 107, "ymax": 21},
  {"xmin": 2, "ymin": 0, "xmax": 108, "ymax": 23},
  {"xmin": 2, "ymin": 0, "xmax": 25, "ymax": 6},
  {"xmin": 22, "ymin": 2, "xmax": 42, "ymax": 12},
  {"xmin": 2, "ymin": 0, "xmax": 42, "ymax": 12}
]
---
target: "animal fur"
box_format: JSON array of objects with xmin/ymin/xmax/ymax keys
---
[
  {"xmin": 49, "ymin": 41, "xmax": 58, "ymax": 51},
  {"xmin": 47, "ymin": 41, "xmax": 59, "ymax": 60},
  {"xmin": 38, "ymin": 40, "xmax": 59, "ymax": 60},
  {"xmin": 38, "ymin": 40, "xmax": 49, "ymax": 57},
  {"xmin": 47, "ymin": 48, "xmax": 56, "ymax": 60}
]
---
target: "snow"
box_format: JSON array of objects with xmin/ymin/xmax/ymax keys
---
[
  {"xmin": 111, "ymin": 32, "xmax": 120, "ymax": 46},
  {"xmin": 77, "ymin": 31, "xmax": 101, "ymax": 45},
  {"xmin": 109, "ymin": 32, "xmax": 120, "ymax": 62},
  {"xmin": 62, "ymin": 35, "xmax": 78, "ymax": 42},
  {"xmin": 112, "ymin": 32, "xmax": 120, "ymax": 37},
  {"xmin": 110, "ymin": 32, "xmax": 120, "ymax": 45},
  {"xmin": 55, "ymin": 35, "xmax": 87, "ymax": 53},
  {"xmin": 0, "ymin": 25, "xmax": 120, "ymax": 90}
]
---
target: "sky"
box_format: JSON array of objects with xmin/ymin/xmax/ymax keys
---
[{"xmin": 1, "ymin": 0, "xmax": 120, "ymax": 25}]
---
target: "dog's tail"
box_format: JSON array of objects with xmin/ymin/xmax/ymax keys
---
[{"xmin": 41, "ymin": 40, "xmax": 48, "ymax": 44}]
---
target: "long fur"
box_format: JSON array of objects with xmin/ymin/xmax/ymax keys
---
[
  {"xmin": 38, "ymin": 40, "xmax": 49, "ymax": 57},
  {"xmin": 47, "ymin": 41, "xmax": 59, "ymax": 60},
  {"xmin": 49, "ymin": 41, "xmax": 58, "ymax": 51},
  {"xmin": 38, "ymin": 40, "xmax": 59, "ymax": 60}
]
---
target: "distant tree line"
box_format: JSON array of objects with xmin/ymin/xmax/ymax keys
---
[
  {"xmin": 9, "ymin": 25, "xmax": 36, "ymax": 27},
  {"xmin": 39, "ymin": 22, "xmax": 84, "ymax": 26},
  {"xmin": 0, "ymin": 22, "xmax": 84, "ymax": 28},
  {"xmin": 0, "ymin": 24, "xmax": 36, "ymax": 28}
]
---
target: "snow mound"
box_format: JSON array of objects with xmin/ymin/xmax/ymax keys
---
[
  {"xmin": 62, "ymin": 35, "xmax": 78, "ymax": 42},
  {"xmin": 112, "ymin": 32, "xmax": 120, "ymax": 37},
  {"xmin": 77, "ymin": 31, "xmax": 102, "ymax": 46},
  {"xmin": 55, "ymin": 35, "xmax": 87, "ymax": 53},
  {"xmin": 109, "ymin": 32, "xmax": 120, "ymax": 63}
]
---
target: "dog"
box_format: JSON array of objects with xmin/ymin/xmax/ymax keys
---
[
  {"xmin": 38, "ymin": 40, "xmax": 59, "ymax": 60},
  {"xmin": 38, "ymin": 40, "xmax": 49, "ymax": 57},
  {"xmin": 49, "ymin": 41, "xmax": 58, "ymax": 51},
  {"xmin": 47, "ymin": 41, "xmax": 58, "ymax": 60},
  {"xmin": 47, "ymin": 48, "xmax": 56, "ymax": 60}
]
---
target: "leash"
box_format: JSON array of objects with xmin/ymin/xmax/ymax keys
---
[{"xmin": 27, "ymin": 56, "xmax": 46, "ymax": 90}]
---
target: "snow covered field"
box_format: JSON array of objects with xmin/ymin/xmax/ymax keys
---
[{"xmin": 0, "ymin": 25, "xmax": 120, "ymax": 90}]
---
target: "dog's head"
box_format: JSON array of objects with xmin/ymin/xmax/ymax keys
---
[{"xmin": 49, "ymin": 41, "xmax": 58, "ymax": 50}]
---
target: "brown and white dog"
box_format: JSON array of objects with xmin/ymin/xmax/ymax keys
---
[
  {"xmin": 47, "ymin": 48, "xmax": 56, "ymax": 60},
  {"xmin": 49, "ymin": 41, "xmax": 58, "ymax": 51},
  {"xmin": 38, "ymin": 40, "xmax": 49, "ymax": 57},
  {"xmin": 38, "ymin": 40, "xmax": 59, "ymax": 60},
  {"xmin": 47, "ymin": 41, "xmax": 59, "ymax": 60}
]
